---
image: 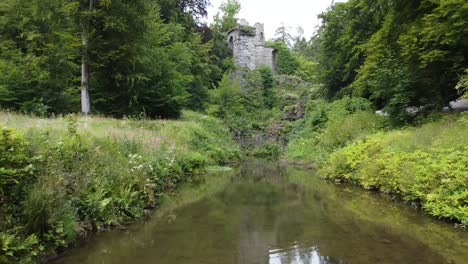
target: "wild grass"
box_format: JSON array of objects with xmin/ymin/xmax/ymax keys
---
[
  {"xmin": 0, "ymin": 111, "xmax": 240, "ymax": 263},
  {"xmin": 320, "ymin": 113, "xmax": 468, "ymax": 224}
]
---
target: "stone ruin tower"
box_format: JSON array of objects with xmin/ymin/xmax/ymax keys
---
[{"xmin": 226, "ymin": 20, "xmax": 276, "ymax": 71}]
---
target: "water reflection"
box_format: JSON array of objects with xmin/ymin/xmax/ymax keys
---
[
  {"xmin": 269, "ymin": 243, "xmax": 342, "ymax": 264},
  {"xmin": 54, "ymin": 161, "xmax": 468, "ymax": 264}
]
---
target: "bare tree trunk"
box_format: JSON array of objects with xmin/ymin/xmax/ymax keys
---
[
  {"xmin": 81, "ymin": 0, "xmax": 93, "ymax": 116},
  {"xmin": 81, "ymin": 37, "xmax": 90, "ymax": 116}
]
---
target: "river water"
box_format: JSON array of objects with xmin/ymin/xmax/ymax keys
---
[{"xmin": 54, "ymin": 161, "xmax": 467, "ymax": 264}]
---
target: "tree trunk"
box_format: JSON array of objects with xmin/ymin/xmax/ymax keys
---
[
  {"xmin": 81, "ymin": 35, "xmax": 90, "ymax": 116},
  {"xmin": 81, "ymin": 0, "xmax": 93, "ymax": 116}
]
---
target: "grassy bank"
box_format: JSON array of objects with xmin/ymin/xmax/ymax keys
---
[
  {"xmin": 320, "ymin": 114, "xmax": 468, "ymax": 225},
  {"xmin": 285, "ymin": 97, "xmax": 468, "ymax": 225},
  {"xmin": 0, "ymin": 111, "xmax": 240, "ymax": 263}
]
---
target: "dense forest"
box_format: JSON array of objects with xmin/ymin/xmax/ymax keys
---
[
  {"xmin": 0, "ymin": 0, "xmax": 219, "ymax": 118},
  {"xmin": 0, "ymin": 0, "xmax": 467, "ymax": 263},
  {"xmin": 1, "ymin": 0, "xmax": 466, "ymax": 120},
  {"xmin": 314, "ymin": 0, "xmax": 467, "ymax": 122}
]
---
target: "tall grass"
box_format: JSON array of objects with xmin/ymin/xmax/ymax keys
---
[{"xmin": 0, "ymin": 111, "xmax": 240, "ymax": 263}]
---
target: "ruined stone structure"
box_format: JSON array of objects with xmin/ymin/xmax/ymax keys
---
[{"xmin": 227, "ymin": 21, "xmax": 276, "ymax": 71}]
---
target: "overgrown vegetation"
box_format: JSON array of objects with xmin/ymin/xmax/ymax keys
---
[
  {"xmin": 286, "ymin": 96, "xmax": 388, "ymax": 162},
  {"xmin": 207, "ymin": 67, "xmax": 313, "ymax": 158},
  {"xmin": 0, "ymin": 111, "xmax": 240, "ymax": 263},
  {"xmin": 0, "ymin": 0, "xmax": 220, "ymax": 118},
  {"xmin": 1, "ymin": 0, "xmax": 467, "ymax": 262},
  {"xmin": 282, "ymin": 0, "xmax": 468, "ymax": 226},
  {"xmin": 284, "ymin": 97, "xmax": 468, "ymax": 224},
  {"xmin": 320, "ymin": 113, "xmax": 468, "ymax": 225},
  {"xmin": 310, "ymin": 0, "xmax": 467, "ymax": 122}
]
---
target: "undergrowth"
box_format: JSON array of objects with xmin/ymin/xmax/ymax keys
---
[
  {"xmin": 285, "ymin": 96, "xmax": 389, "ymax": 162},
  {"xmin": 284, "ymin": 97, "xmax": 467, "ymax": 224},
  {"xmin": 0, "ymin": 111, "xmax": 240, "ymax": 263},
  {"xmin": 320, "ymin": 113, "xmax": 468, "ymax": 225}
]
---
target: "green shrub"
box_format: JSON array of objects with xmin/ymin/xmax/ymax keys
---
[
  {"xmin": 320, "ymin": 113, "xmax": 468, "ymax": 224},
  {"xmin": 319, "ymin": 111, "xmax": 387, "ymax": 151},
  {"xmin": 0, "ymin": 128, "xmax": 35, "ymax": 201},
  {"xmin": 268, "ymin": 42, "xmax": 299, "ymax": 75},
  {"xmin": 206, "ymin": 70, "xmax": 284, "ymax": 157},
  {"xmin": 208, "ymin": 73, "xmax": 244, "ymax": 119},
  {"xmin": 285, "ymin": 97, "xmax": 385, "ymax": 163},
  {"xmin": 20, "ymin": 99, "xmax": 49, "ymax": 117},
  {"xmin": 251, "ymin": 142, "xmax": 281, "ymax": 158},
  {"xmin": 0, "ymin": 111, "xmax": 241, "ymax": 262},
  {"xmin": 0, "ymin": 233, "xmax": 42, "ymax": 264}
]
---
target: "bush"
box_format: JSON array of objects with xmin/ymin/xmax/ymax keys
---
[
  {"xmin": 285, "ymin": 97, "xmax": 384, "ymax": 162},
  {"xmin": 268, "ymin": 42, "xmax": 299, "ymax": 75},
  {"xmin": 0, "ymin": 128, "xmax": 35, "ymax": 201},
  {"xmin": 206, "ymin": 70, "xmax": 284, "ymax": 157},
  {"xmin": 208, "ymin": 73, "xmax": 244, "ymax": 119},
  {"xmin": 0, "ymin": 233, "xmax": 42, "ymax": 264},
  {"xmin": 320, "ymin": 113, "xmax": 468, "ymax": 224},
  {"xmin": 20, "ymin": 99, "xmax": 49, "ymax": 117},
  {"xmin": 0, "ymin": 111, "xmax": 241, "ymax": 262},
  {"xmin": 251, "ymin": 142, "xmax": 281, "ymax": 158},
  {"xmin": 319, "ymin": 111, "xmax": 387, "ymax": 151}
]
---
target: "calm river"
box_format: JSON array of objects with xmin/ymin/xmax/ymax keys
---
[{"xmin": 54, "ymin": 161, "xmax": 467, "ymax": 264}]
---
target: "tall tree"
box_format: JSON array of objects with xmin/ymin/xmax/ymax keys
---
[
  {"xmin": 0, "ymin": 0, "xmax": 80, "ymax": 115},
  {"xmin": 209, "ymin": 0, "xmax": 241, "ymax": 83},
  {"xmin": 293, "ymin": 26, "xmax": 309, "ymax": 55},
  {"xmin": 79, "ymin": 0, "xmax": 94, "ymax": 116},
  {"xmin": 274, "ymin": 23, "xmax": 293, "ymax": 48},
  {"xmin": 0, "ymin": 0, "xmax": 217, "ymax": 117},
  {"xmin": 315, "ymin": 0, "xmax": 467, "ymax": 121}
]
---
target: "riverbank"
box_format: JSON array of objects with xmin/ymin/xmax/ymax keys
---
[
  {"xmin": 284, "ymin": 98, "xmax": 468, "ymax": 226},
  {"xmin": 53, "ymin": 161, "xmax": 468, "ymax": 264},
  {"xmin": 0, "ymin": 111, "xmax": 240, "ymax": 263},
  {"xmin": 1, "ymin": 106, "xmax": 467, "ymax": 263}
]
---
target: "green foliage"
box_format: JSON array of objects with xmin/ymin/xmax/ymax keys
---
[
  {"xmin": 320, "ymin": 111, "xmax": 387, "ymax": 151},
  {"xmin": 0, "ymin": 0, "xmax": 80, "ymax": 114},
  {"xmin": 320, "ymin": 113, "xmax": 468, "ymax": 224},
  {"xmin": 207, "ymin": 69, "xmax": 288, "ymax": 153},
  {"xmin": 250, "ymin": 142, "xmax": 281, "ymax": 158},
  {"xmin": 0, "ymin": 112, "xmax": 240, "ymax": 262},
  {"xmin": 0, "ymin": 0, "xmax": 216, "ymax": 117},
  {"xmin": 0, "ymin": 129, "xmax": 35, "ymax": 203},
  {"xmin": 317, "ymin": 0, "xmax": 385, "ymax": 99},
  {"xmin": 355, "ymin": 56, "xmax": 416, "ymax": 123},
  {"xmin": 0, "ymin": 233, "xmax": 42, "ymax": 264},
  {"xmin": 285, "ymin": 97, "xmax": 386, "ymax": 162},
  {"xmin": 84, "ymin": 2, "xmax": 212, "ymax": 118},
  {"xmin": 456, "ymin": 69, "xmax": 468, "ymax": 99},
  {"xmin": 208, "ymin": 73, "xmax": 244, "ymax": 119},
  {"xmin": 259, "ymin": 67, "xmax": 275, "ymax": 109},
  {"xmin": 315, "ymin": 0, "xmax": 468, "ymax": 120},
  {"xmin": 209, "ymin": 0, "xmax": 241, "ymax": 83},
  {"xmin": 20, "ymin": 99, "xmax": 49, "ymax": 117},
  {"xmin": 269, "ymin": 42, "xmax": 299, "ymax": 75},
  {"xmin": 296, "ymin": 56, "xmax": 319, "ymax": 83}
]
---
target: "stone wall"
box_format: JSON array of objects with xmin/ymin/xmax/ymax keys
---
[{"xmin": 227, "ymin": 22, "xmax": 276, "ymax": 71}]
